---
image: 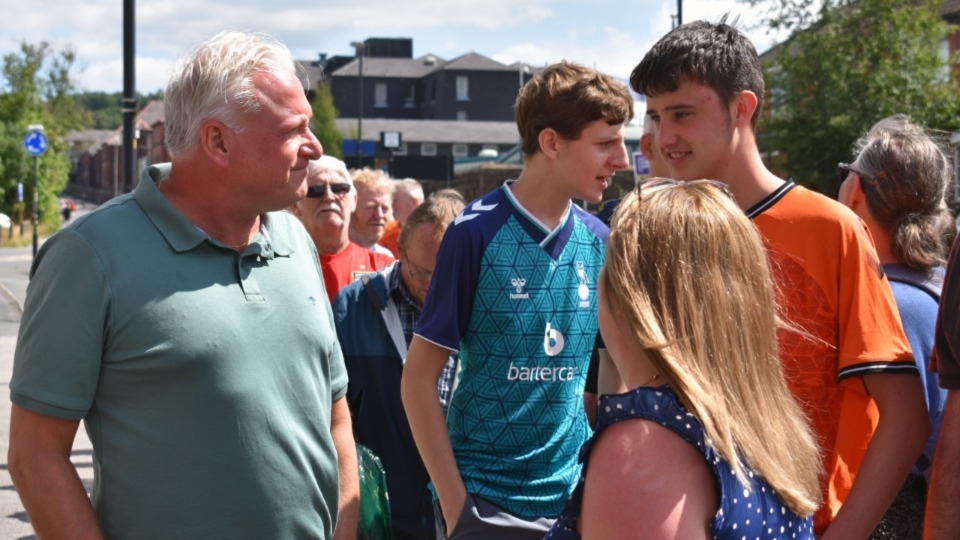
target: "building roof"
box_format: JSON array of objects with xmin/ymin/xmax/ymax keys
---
[
  {"xmin": 330, "ymin": 51, "xmax": 522, "ymax": 78},
  {"xmin": 335, "ymin": 118, "xmax": 519, "ymax": 145},
  {"xmin": 331, "ymin": 55, "xmax": 448, "ymax": 78},
  {"xmin": 137, "ymin": 100, "xmax": 165, "ymax": 129},
  {"xmin": 64, "ymin": 129, "xmax": 116, "ymax": 153},
  {"xmin": 297, "ymin": 59, "xmax": 326, "ymax": 88},
  {"xmin": 442, "ymin": 52, "xmax": 512, "ymax": 71},
  {"xmin": 942, "ymin": 0, "xmax": 960, "ymax": 22},
  {"xmin": 70, "ymin": 100, "xmax": 166, "ymax": 154}
]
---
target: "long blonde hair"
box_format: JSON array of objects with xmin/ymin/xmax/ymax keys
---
[{"xmin": 603, "ymin": 181, "xmax": 822, "ymax": 516}]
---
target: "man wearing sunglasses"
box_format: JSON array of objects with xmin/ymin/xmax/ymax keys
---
[{"xmin": 292, "ymin": 156, "xmax": 394, "ymax": 304}]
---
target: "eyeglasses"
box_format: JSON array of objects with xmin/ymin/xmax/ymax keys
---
[
  {"xmin": 403, "ymin": 260, "xmax": 433, "ymax": 282},
  {"xmin": 306, "ymin": 183, "xmax": 351, "ymax": 198},
  {"xmin": 637, "ymin": 177, "xmax": 734, "ymax": 199},
  {"xmin": 837, "ymin": 163, "xmax": 867, "ymax": 184}
]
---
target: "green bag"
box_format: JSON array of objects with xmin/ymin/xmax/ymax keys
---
[{"xmin": 356, "ymin": 443, "xmax": 392, "ymax": 539}]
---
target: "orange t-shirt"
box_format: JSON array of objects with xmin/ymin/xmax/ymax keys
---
[
  {"xmin": 319, "ymin": 242, "xmax": 394, "ymax": 303},
  {"xmin": 380, "ymin": 220, "xmax": 401, "ymax": 257},
  {"xmin": 749, "ymin": 182, "xmax": 914, "ymax": 533}
]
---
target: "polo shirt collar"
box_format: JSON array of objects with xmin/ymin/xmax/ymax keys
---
[{"xmin": 134, "ymin": 163, "xmax": 293, "ymax": 258}]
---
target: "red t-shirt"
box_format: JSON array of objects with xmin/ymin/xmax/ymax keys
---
[{"xmin": 319, "ymin": 242, "xmax": 394, "ymax": 303}]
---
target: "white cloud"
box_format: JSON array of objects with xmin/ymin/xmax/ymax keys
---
[{"xmin": 0, "ymin": 0, "xmax": 792, "ymax": 93}]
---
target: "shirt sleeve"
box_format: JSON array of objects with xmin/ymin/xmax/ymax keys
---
[
  {"xmin": 836, "ymin": 219, "xmax": 916, "ymax": 380},
  {"xmin": 933, "ymin": 237, "xmax": 960, "ymax": 389},
  {"xmin": 11, "ymin": 231, "xmax": 110, "ymax": 419}
]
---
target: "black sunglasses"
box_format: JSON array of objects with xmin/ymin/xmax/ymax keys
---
[
  {"xmin": 837, "ymin": 162, "xmax": 864, "ymax": 184},
  {"xmin": 306, "ymin": 183, "xmax": 352, "ymax": 198}
]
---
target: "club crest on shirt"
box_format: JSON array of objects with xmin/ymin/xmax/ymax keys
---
[{"xmin": 576, "ymin": 261, "xmax": 591, "ymax": 308}]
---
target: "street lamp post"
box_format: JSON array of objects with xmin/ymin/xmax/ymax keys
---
[{"xmin": 350, "ymin": 41, "xmax": 365, "ymax": 168}]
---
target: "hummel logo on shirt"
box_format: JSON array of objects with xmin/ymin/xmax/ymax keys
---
[{"xmin": 454, "ymin": 200, "xmax": 498, "ymax": 226}]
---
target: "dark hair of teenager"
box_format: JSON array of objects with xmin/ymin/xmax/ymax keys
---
[{"xmin": 629, "ymin": 16, "xmax": 765, "ymax": 129}]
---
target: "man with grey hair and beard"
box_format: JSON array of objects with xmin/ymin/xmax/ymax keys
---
[
  {"xmin": 8, "ymin": 30, "xmax": 357, "ymax": 539},
  {"xmin": 293, "ymin": 156, "xmax": 394, "ymax": 303}
]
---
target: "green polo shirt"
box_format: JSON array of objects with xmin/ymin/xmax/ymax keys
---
[{"xmin": 11, "ymin": 164, "xmax": 347, "ymax": 539}]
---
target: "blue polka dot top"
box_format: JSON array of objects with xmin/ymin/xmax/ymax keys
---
[{"xmin": 546, "ymin": 386, "xmax": 815, "ymax": 540}]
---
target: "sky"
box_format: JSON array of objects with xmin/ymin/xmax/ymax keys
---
[{"xmin": 0, "ymin": 0, "xmax": 791, "ymax": 95}]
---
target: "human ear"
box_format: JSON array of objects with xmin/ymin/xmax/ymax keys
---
[
  {"xmin": 639, "ymin": 133, "xmax": 656, "ymax": 160},
  {"xmin": 733, "ymin": 91, "xmax": 758, "ymax": 126},
  {"xmin": 539, "ymin": 128, "xmax": 560, "ymax": 159},
  {"xmin": 199, "ymin": 120, "xmax": 231, "ymax": 166},
  {"xmin": 847, "ymin": 172, "xmax": 867, "ymax": 207}
]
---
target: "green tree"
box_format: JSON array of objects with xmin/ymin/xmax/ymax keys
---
[
  {"xmin": 75, "ymin": 89, "xmax": 165, "ymax": 129},
  {"xmin": 745, "ymin": 0, "xmax": 960, "ymax": 195},
  {"xmin": 0, "ymin": 41, "xmax": 81, "ymax": 232},
  {"xmin": 310, "ymin": 81, "xmax": 343, "ymax": 159}
]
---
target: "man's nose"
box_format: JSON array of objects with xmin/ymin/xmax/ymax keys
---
[{"xmin": 304, "ymin": 131, "xmax": 323, "ymax": 159}]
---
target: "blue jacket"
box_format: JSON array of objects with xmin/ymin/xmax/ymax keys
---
[{"xmin": 332, "ymin": 264, "xmax": 435, "ymax": 537}]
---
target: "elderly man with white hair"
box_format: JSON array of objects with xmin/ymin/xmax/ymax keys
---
[
  {"xmin": 9, "ymin": 30, "xmax": 357, "ymax": 539},
  {"xmin": 293, "ymin": 156, "xmax": 394, "ymax": 303},
  {"xmin": 381, "ymin": 177, "xmax": 424, "ymax": 255}
]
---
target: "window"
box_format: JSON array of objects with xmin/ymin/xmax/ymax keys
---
[
  {"xmin": 456, "ymin": 111, "xmax": 467, "ymax": 121},
  {"xmin": 452, "ymin": 144, "xmax": 468, "ymax": 157},
  {"xmin": 421, "ymin": 143, "xmax": 437, "ymax": 156},
  {"xmin": 404, "ymin": 84, "xmax": 415, "ymax": 108},
  {"xmin": 374, "ymin": 83, "xmax": 388, "ymax": 108},
  {"xmin": 392, "ymin": 143, "xmax": 407, "ymax": 156},
  {"xmin": 456, "ymin": 76, "xmax": 469, "ymax": 101}
]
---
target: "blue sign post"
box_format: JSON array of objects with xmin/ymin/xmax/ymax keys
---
[{"xmin": 23, "ymin": 126, "xmax": 47, "ymax": 257}]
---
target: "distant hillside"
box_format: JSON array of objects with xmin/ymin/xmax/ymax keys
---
[{"xmin": 73, "ymin": 90, "xmax": 164, "ymax": 129}]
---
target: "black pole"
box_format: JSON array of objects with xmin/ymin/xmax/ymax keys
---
[
  {"xmin": 122, "ymin": 0, "xmax": 137, "ymax": 193},
  {"xmin": 677, "ymin": 0, "xmax": 682, "ymax": 26},
  {"xmin": 357, "ymin": 48, "xmax": 364, "ymax": 168},
  {"xmin": 32, "ymin": 156, "xmax": 38, "ymax": 257}
]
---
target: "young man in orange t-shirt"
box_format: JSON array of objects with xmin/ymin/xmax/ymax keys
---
[{"xmin": 632, "ymin": 18, "xmax": 929, "ymax": 537}]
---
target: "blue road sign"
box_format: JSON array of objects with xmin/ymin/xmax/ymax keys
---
[
  {"xmin": 23, "ymin": 130, "xmax": 48, "ymax": 157},
  {"xmin": 633, "ymin": 151, "xmax": 650, "ymax": 175},
  {"xmin": 342, "ymin": 139, "xmax": 378, "ymax": 157}
]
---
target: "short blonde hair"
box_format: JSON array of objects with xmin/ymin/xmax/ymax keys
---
[{"xmin": 351, "ymin": 168, "xmax": 393, "ymax": 199}]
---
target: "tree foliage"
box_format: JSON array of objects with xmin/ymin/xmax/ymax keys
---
[
  {"xmin": 75, "ymin": 89, "xmax": 164, "ymax": 129},
  {"xmin": 310, "ymin": 81, "xmax": 343, "ymax": 159},
  {"xmin": 0, "ymin": 41, "xmax": 82, "ymax": 231},
  {"xmin": 746, "ymin": 0, "xmax": 960, "ymax": 195}
]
